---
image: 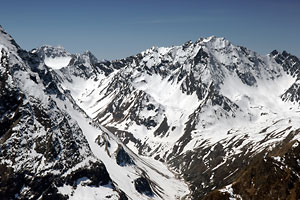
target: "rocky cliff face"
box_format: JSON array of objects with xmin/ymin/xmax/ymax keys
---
[{"xmin": 1, "ymin": 24, "xmax": 300, "ymax": 199}]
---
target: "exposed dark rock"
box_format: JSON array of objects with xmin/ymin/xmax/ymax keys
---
[
  {"xmin": 95, "ymin": 63, "xmax": 114, "ymax": 76},
  {"xmin": 202, "ymin": 191, "xmax": 230, "ymax": 200},
  {"xmin": 273, "ymin": 50, "xmax": 300, "ymax": 77},
  {"xmin": 270, "ymin": 50, "xmax": 279, "ymax": 56},
  {"xmin": 105, "ymin": 126, "xmax": 143, "ymax": 151},
  {"xmin": 235, "ymin": 70, "xmax": 257, "ymax": 86},
  {"xmin": 65, "ymin": 161, "xmax": 112, "ymax": 187},
  {"xmin": 0, "ymin": 164, "xmax": 24, "ymax": 200},
  {"xmin": 0, "ymin": 164, "xmax": 68, "ymax": 200},
  {"xmin": 134, "ymin": 177, "xmax": 154, "ymax": 196},
  {"xmin": 194, "ymin": 48, "xmax": 209, "ymax": 65},
  {"xmin": 0, "ymin": 49, "xmax": 23, "ymax": 140},
  {"xmin": 115, "ymin": 145, "xmax": 134, "ymax": 166},
  {"xmin": 230, "ymin": 140, "xmax": 300, "ymax": 200},
  {"xmin": 200, "ymin": 132, "xmax": 300, "ymax": 200},
  {"xmin": 153, "ymin": 117, "xmax": 169, "ymax": 137},
  {"xmin": 117, "ymin": 190, "xmax": 129, "ymax": 200},
  {"xmin": 95, "ymin": 134, "xmax": 111, "ymax": 148}
]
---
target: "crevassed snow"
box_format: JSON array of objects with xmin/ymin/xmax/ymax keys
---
[{"xmin": 44, "ymin": 56, "xmax": 71, "ymax": 69}]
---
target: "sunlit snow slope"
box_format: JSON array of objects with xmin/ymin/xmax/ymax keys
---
[{"xmin": 49, "ymin": 36, "xmax": 300, "ymax": 199}]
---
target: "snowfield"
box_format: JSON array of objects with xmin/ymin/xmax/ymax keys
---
[{"xmin": 44, "ymin": 56, "xmax": 72, "ymax": 69}]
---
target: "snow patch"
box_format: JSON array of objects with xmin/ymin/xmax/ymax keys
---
[{"xmin": 44, "ymin": 56, "xmax": 71, "ymax": 69}]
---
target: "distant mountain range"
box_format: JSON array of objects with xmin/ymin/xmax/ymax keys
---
[{"xmin": 1, "ymin": 25, "xmax": 300, "ymax": 200}]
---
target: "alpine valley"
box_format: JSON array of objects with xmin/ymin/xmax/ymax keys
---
[{"xmin": 1, "ymin": 25, "xmax": 300, "ymax": 200}]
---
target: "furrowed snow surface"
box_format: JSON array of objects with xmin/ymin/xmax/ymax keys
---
[{"xmin": 53, "ymin": 96, "xmax": 190, "ymax": 199}]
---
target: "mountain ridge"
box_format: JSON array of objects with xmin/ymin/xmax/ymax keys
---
[
  {"xmin": 0, "ymin": 25, "xmax": 190, "ymax": 200},
  {"xmin": 1, "ymin": 25, "xmax": 300, "ymax": 199}
]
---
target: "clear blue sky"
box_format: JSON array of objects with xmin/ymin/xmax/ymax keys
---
[{"xmin": 1, "ymin": 0, "xmax": 299, "ymax": 60}]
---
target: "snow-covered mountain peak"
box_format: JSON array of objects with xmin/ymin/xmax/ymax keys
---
[
  {"xmin": 32, "ymin": 45, "xmax": 99, "ymax": 70},
  {"xmin": 129, "ymin": 36, "xmax": 283, "ymax": 92},
  {"xmin": 195, "ymin": 35, "xmax": 229, "ymax": 48},
  {"xmin": 0, "ymin": 25, "xmax": 20, "ymax": 52},
  {"xmin": 30, "ymin": 45, "xmax": 72, "ymax": 69},
  {"xmin": 80, "ymin": 50, "xmax": 98, "ymax": 65},
  {"xmin": 195, "ymin": 35, "xmax": 215, "ymax": 43},
  {"xmin": 2, "ymin": 24, "xmax": 300, "ymax": 200},
  {"xmin": 33, "ymin": 45, "xmax": 71, "ymax": 58}
]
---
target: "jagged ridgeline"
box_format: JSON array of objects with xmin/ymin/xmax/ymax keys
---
[{"xmin": 1, "ymin": 24, "xmax": 300, "ymax": 200}]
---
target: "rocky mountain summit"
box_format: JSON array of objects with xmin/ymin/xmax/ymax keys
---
[{"xmin": 1, "ymin": 25, "xmax": 300, "ymax": 199}]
